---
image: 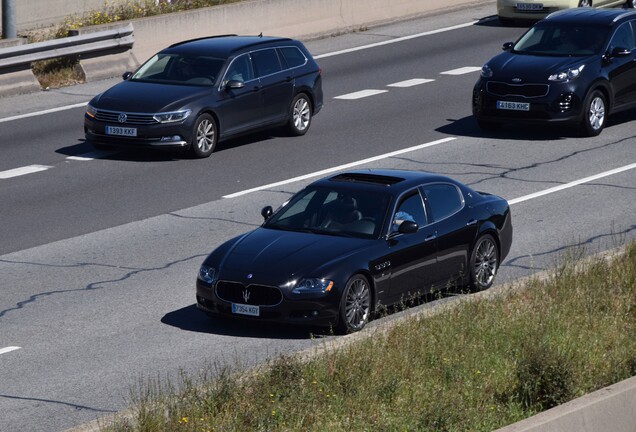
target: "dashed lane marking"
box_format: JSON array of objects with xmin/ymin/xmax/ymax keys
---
[
  {"xmin": 334, "ymin": 89, "xmax": 389, "ymax": 100},
  {"xmin": 440, "ymin": 66, "xmax": 482, "ymax": 75},
  {"xmin": 0, "ymin": 165, "xmax": 52, "ymax": 179},
  {"xmin": 387, "ymin": 78, "xmax": 435, "ymax": 88},
  {"xmin": 0, "ymin": 346, "xmax": 21, "ymax": 355}
]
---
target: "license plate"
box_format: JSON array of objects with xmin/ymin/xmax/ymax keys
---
[
  {"xmin": 515, "ymin": 2, "xmax": 543, "ymax": 10},
  {"xmin": 106, "ymin": 126, "xmax": 137, "ymax": 137},
  {"xmin": 497, "ymin": 101, "xmax": 530, "ymax": 111},
  {"xmin": 232, "ymin": 303, "xmax": 260, "ymax": 317}
]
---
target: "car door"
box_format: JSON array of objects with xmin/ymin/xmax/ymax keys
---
[
  {"xmin": 215, "ymin": 53, "xmax": 264, "ymax": 136},
  {"xmin": 421, "ymin": 183, "xmax": 476, "ymax": 289},
  {"xmin": 381, "ymin": 189, "xmax": 439, "ymax": 305},
  {"xmin": 251, "ymin": 48, "xmax": 294, "ymax": 124},
  {"xmin": 606, "ymin": 21, "xmax": 636, "ymax": 107}
]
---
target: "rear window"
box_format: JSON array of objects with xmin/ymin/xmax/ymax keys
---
[{"xmin": 279, "ymin": 46, "xmax": 307, "ymax": 68}]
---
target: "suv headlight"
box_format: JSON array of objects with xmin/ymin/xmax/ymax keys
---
[
  {"xmin": 153, "ymin": 109, "xmax": 192, "ymax": 123},
  {"xmin": 480, "ymin": 64, "xmax": 493, "ymax": 78},
  {"xmin": 198, "ymin": 265, "xmax": 216, "ymax": 284},
  {"xmin": 292, "ymin": 278, "xmax": 334, "ymax": 294},
  {"xmin": 549, "ymin": 64, "xmax": 585, "ymax": 82}
]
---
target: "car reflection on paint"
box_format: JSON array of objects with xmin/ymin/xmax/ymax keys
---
[{"xmin": 196, "ymin": 169, "xmax": 513, "ymax": 333}]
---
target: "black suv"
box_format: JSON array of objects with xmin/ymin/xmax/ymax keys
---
[
  {"xmin": 85, "ymin": 35, "xmax": 323, "ymax": 158},
  {"xmin": 473, "ymin": 8, "xmax": 636, "ymax": 136}
]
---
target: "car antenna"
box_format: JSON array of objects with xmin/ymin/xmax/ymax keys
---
[{"xmin": 258, "ymin": 32, "xmax": 262, "ymax": 37}]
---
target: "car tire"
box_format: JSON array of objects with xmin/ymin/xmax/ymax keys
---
[
  {"xmin": 287, "ymin": 93, "xmax": 312, "ymax": 136},
  {"xmin": 580, "ymin": 89, "xmax": 606, "ymax": 137},
  {"xmin": 190, "ymin": 113, "xmax": 217, "ymax": 158},
  {"xmin": 469, "ymin": 234, "xmax": 499, "ymax": 291},
  {"xmin": 626, "ymin": 0, "xmax": 634, "ymax": 8},
  {"xmin": 337, "ymin": 274, "xmax": 372, "ymax": 334}
]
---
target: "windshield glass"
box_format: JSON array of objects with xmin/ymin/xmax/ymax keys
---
[
  {"xmin": 514, "ymin": 23, "xmax": 607, "ymax": 57},
  {"xmin": 131, "ymin": 53, "xmax": 225, "ymax": 86},
  {"xmin": 264, "ymin": 186, "xmax": 390, "ymax": 239}
]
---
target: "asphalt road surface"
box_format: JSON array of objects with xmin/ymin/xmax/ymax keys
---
[{"xmin": 0, "ymin": 4, "xmax": 635, "ymax": 431}]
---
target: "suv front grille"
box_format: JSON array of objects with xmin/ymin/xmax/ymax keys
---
[
  {"xmin": 487, "ymin": 81, "xmax": 549, "ymax": 98},
  {"xmin": 216, "ymin": 281, "xmax": 283, "ymax": 306},
  {"xmin": 94, "ymin": 109, "xmax": 157, "ymax": 125}
]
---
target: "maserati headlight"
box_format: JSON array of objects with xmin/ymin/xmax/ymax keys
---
[
  {"xmin": 198, "ymin": 265, "xmax": 216, "ymax": 284},
  {"xmin": 153, "ymin": 109, "xmax": 192, "ymax": 123},
  {"xmin": 292, "ymin": 278, "xmax": 334, "ymax": 294},
  {"xmin": 480, "ymin": 64, "xmax": 493, "ymax": 78},
  {"xmin": 549, "ymin": 64, "xmax": 585, "ymax": 82}
]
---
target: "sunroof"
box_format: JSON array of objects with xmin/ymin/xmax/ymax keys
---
[{"xmin": 330, "ymin": 172, "xmax": 405, "ymax": 186}]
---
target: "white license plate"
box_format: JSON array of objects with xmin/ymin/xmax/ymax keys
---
[
  {"xmin": 232, "ymin": 303, "xmax": 260, "ymax": 317},
  {"xmin": 106, "ymin": 126, "xmax": 137, "ymax": 137},
  {"xmin": 497, "ymin": 101, "xmax": 530, "ymax": 111},
  {"xmin": 515, "ymin": 2, "xmax": 543, "ymax": 10}
]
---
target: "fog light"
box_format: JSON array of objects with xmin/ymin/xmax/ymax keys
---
[{"xmin": 160, "ymin": 135, "xmax": 181, "ymax": 142}]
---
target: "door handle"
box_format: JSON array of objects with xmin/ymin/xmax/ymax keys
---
[
  {"xmin": 466, "ymin": 219, "xmax": 477, "ymax": 226},
  {"xmin": 424, "ymin": 234, "xmax": 436, "ymax": 242}
]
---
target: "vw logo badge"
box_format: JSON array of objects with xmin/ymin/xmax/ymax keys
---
[
  {"xmin": 246, "ymin": 273, "xmax": 253, "ymax": 279},
  {"xmin": 118, "ymin": 113, "xmax": 127, "ymax": 123}
]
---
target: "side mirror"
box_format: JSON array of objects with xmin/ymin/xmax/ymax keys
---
[
  {"xmin": 502, "ymin": 42, "xmax": 514, "ymax": 51},
  {"xmin": 611, "ymin": 46, "xmax": 631, "ymax": 58},
  {"xmin": 225, "ymin": 80, "xmax": 245, "ymax": 90},
  {"xmin": 261, "ymin": 206, "xmax": 273, "ymax": 221},
  {"xmin": 122, "ymin": 71, "xmax": 133, "ymax": 80},
  {"xmin": 398, "ymin": 220, "xmax": 418, "ymax": 234}
]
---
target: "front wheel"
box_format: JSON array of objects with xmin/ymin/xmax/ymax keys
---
[
  {"xmin": 580, "ymin": 90, "xmax": 606, "ymax": 137},
  {"xmin": 337, "ymin": 275, "xmax": 372, "ymax": 334},
  {"xmin": 287, "ymin": 93, "xmax": 312, "ymax": 136},
  {"xmin": 470, "ymin": 235, "xmax": 499, "ymax": 291},
  {"xmin": 190, "ymin": 113, "xmax": 217, "ymax": 158}
]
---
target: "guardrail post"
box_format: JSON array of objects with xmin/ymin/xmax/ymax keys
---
[{"xmin": 76, "ymin": 24, "xmax": 139, "ymax": 82}]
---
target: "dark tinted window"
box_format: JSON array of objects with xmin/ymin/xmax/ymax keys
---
[
  {"xmin": 392, "ymin": 190, "xmax": 426, "ymax": 232},
  {"xmin": 224, "ymin": 53, "xmax": 254, "ymax": 83},
  {"xmin": 279, "ymin": 46, "xmax": 307, "ymax": 68},
  {"xmin": 422, "ymin": 184, "xmax": 463, "ymax": 222},
  {"xmin": 251, "ymin": 48, "xmax": 282, "ymax": 77},
  {"xmin": 609, "ymin": 22, "xmax": 635, "ymax": 51}
]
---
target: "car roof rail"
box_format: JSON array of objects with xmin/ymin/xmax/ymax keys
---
[{"xmin": 168, "ymin": 34, "xmax": 239, "ymax": 48}]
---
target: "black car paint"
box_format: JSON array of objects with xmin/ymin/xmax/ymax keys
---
[
  {"xmin": 473, "ymin": 8, "xmax": 636, "ymax": 133},
  {"xmin": 196, "ymin": 170, "xmax": 513, "ymax": 331}
]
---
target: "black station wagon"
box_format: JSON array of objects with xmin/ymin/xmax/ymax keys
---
[{"xmin": 85, "ymin": 35, "xmax": 323, "ymax": 158}]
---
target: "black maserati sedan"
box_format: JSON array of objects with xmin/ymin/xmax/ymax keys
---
[
  {"xmin": 196, "ymin": 170, "xmax": 513, "ymax": 333},
  {"xmin": 84, "ymin": 35, "xmax": 323, "ymax": 158},
  {"xmin": 473, "ymin": 8, "xmax": 636, "ymax": 136}
]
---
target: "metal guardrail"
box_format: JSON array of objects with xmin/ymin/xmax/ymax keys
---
[{"xmin": 0, "ymin": 22, "xmax": 134, "ymax": 70}]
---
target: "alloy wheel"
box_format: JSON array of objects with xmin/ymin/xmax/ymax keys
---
[
  {"xmin": 473, "ymin": 237, "xmax": 498, "ymax": 288},
  {"xmin": 344, "ymin": 277, "xmax": 371, "ymax": 331},
  {"xmin": 293, "ymin": 97, "xmax": 311, "ymax": 132}
]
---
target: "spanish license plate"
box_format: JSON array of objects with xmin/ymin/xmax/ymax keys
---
[
  {"xmin": 497, "ymin": 101, "xmax": 530, "ymax": 111},
  {"xmin": 106, "ymin": 126, "xmax": 137, "ymax": 137},
  {"xmin": 515, "ymin": 2, "xmax": 543, "ymax": 10},
  {"xmin": 232, "ymin": 303, "xmax": 260, "ymax": 317}
]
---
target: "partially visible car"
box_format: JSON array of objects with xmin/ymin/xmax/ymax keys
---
[
  {"xmin": 497, "ymin": 0, "xmax": 632, "ymax": 25},
  {"xmin": 84, "ymin": 35, "xmax": 323, "ymax": 158},
  {"xmin": 196, "ymin": 169, "xmax": 513, "ymax": 333},
  {"xmin": 473, "ymin": 8, "xmax": 636, "ymax": 136}
]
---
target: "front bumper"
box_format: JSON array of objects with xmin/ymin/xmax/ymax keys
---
[
  {"xmin": 84, "ymin": 116, "xmax": 191, "ymax": 149},
  {"xmin": 196, "ymin": 279, "xmax": 340, "ymax": 328}
]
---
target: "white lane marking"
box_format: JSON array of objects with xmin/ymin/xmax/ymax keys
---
[
  {"xmin": 387, "ymin": 78, "xmax": 435, "ymax": 88},
  {"xmin": 0, "ymin": 346, "xmax": 21, "ymax": 355},
  {"xmin": 223, "ymin": 137, "xmax": 457, "ymax": 198},
  {"xmin": 509, "ymin": 163, "xmax": 636, "ymax": 205},
  {"xmin": 441, "ymin": 66, "xmax": 481, "ymax": 75},
  {"xmin": 334, "ymin": 89, "xmax": 388, "ymax": 100},
  {"xmin": 0, "ymin": 165, "xmax": 52, "ymax": 179},
  {"xmin": 0, "ymin": 102, "xmax": 88, "ymax": 124},
  {"xmin": 315, "ymin": 21, "xmax": 478, "ymax": 59},
  {"xmin": 66, "ymin": 150, "xmax": 115, "ymax": 161}
]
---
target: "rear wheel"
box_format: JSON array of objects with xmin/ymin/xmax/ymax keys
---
[
  {"xmin": 470, "ymin": 235, "xmax": 499, "ymax": 291},
  {"xmin": 337, "ymin": 274, "xmax": 372, "ymax": 334},
  {"xmin": 580, "ymin": 89, "xmax": 606, "ymax": 137},
  {"xmin": 287, "ymin": 93, "xmax": 312, "ymax": 136},
  {"xmin": 190, "ymin": 113, "xmax": 217, "ymax": 158}
]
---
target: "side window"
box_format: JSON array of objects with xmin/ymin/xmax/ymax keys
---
[
  {"xmin": 223, "ymin": 53, "xmax": 254, "ymax": 84},
  {"xmin": 422, "ymin": 184, "xmax": 463, "ymax": 222},
  {"xmin": 609, "ymin": 22, "xmax": 635, "ymax": 52},
  {"xmin": 279, "ymin": 46, "xmax": 307, "ymax": 68},
  {"xmin": 392, "ymin": 191, "xmax": 426, "ymax": 232},
  {"xmin": 251, "ymin": 48, "xmax": 283, "ymax": 77}
]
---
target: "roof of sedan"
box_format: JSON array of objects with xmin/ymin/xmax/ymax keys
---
[
  {"xmin": 164, "ymin": 35, "xmax": 294, "ymax": 57},
  {"xmin": 545, "ymin": 8, "xmax": 636, "ymax": 25},
  {"xmin": 316, "ymin": 169, "xmax": 458, "ymax": 191}
]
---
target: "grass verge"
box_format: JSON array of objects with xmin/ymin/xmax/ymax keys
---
[{"xmin": 98, "ymin": 242, "xmax": 636, "ymax": 431}]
